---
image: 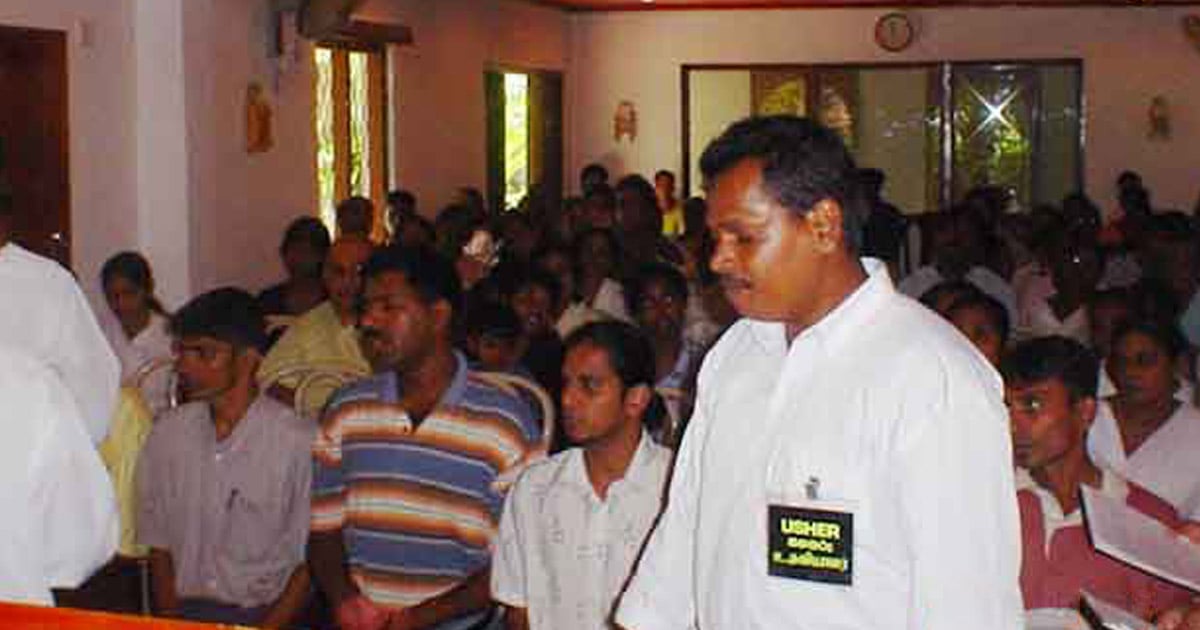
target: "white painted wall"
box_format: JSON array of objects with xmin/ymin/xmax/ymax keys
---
[
  {"xmin": 0, "ymin": 0, "xmax": 138, "ymax": 308},
  {"xmin": 183, "ymin": 0, "xmax": 318, "ymax": 295},
  {"xmin": 568, "ymin": 7, "xmax": 1200, "ymax": 212},
  {"xmin": 687, "ymin": 69, "xmax": 750, "ymax": 194},
  {"xmin": 360, "ymin": 0, "xmax": 570, "ymax": 215},
  {"xmin": 135, "ymin": 0, "xmax": 191, "ymax": 309}
]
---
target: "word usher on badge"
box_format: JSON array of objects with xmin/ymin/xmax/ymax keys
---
[{"xmin": 767, "ymin": 504, "xmax": 853, "ymax": 585}]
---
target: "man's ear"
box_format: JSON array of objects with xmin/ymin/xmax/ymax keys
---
[
  {"xmin": 432, "ymin": 299, "xmax": 453, "ymax": 335},
  {"xmin": 1074, "ymin": 395, "xmax": 1098, "ymax": 436},
  {"xmin": 623, "ymin": 384, "xmax": 653, "ymax": 421},
  {"xmin": 236, "ymin": 347, "xmax": 263, "ymax": 379},
  {"xmin": 806, "ymin": 199, "xmax": 845, "ymax": 254}
]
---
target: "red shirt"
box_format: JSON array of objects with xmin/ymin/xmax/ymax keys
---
[{"xmin": 1018, "ymin": 470, "xmax": 1192, "ymax": 618}]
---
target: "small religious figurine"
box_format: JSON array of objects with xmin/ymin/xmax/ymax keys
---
[
  {"xmin": 614, "ymin": 100, "xmax": 637, "ymax": 142},
  {"xmin": 245, "ymin": 82, "xmax": 274, "ymax": 154}
]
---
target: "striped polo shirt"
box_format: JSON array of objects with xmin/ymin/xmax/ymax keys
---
[{"xmin": 312, "ymin": 352, "xmax": 543, "ymax": 613}]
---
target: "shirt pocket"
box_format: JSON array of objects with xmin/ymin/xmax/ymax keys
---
[{"xmin": 224, "ymin": 481, "xmax": 287, "ymax": 565}]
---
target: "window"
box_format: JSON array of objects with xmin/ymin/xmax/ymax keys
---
[
  {"xmin": 684, "ymin": 61, "xmax": 1082, "ymax": 213},
  {"xmin": 313, "ymin": 45, "xmax": 389, "ymax": 237},
  {"xmin": 486, "ymin": 69, "xmax": 563, "ymax": 214},
  {"xmin": 503, "ymin": 73, "xmax": 531, "ymax": 210}
]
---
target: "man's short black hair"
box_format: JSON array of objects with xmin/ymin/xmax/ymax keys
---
[
  {"xmin": 581, "ymin": 162, "xmax": 609, "ymax": 183},
  {"xmin": 699, "ymin": 115, "xmax": 866, "ymax": 250},
  {"xmin": 279, "ymin": 216, "xmax": 331, "ymax": 257},
  {"xmin": 919, "ymin": 280, "xmax": 981, "ymax": 314},
  {"xmin": 858, "ymin": 168, "xmax": 885, "ymax": 195},
  {"xmin": 654, "ymin": 169, "xmax": 675, "ymax": 182},
  {"xmin": 511, "ymin": 267, "xmax": 564, "ymax": 310},
  {"xmin": 362, "ymin": 245, "xmax": 463, "ymax": 315},
  {"xmin": 465, "ymin": 301, "xmax": 523, "ymax": 340},
  {"xmin": 1000, "ymin": 335, "xmax": 1099, "ymax": 401},
  {"xmin": 626, "ymin": 262, "xmax": 689, "ymax": 316},
  {"xmin": 170, "ymin": 287, "xmax": 268, "ymax": 353},
  {"xmin": 388, "ymin": 189, "xmax": 416, "ymax": 211}
]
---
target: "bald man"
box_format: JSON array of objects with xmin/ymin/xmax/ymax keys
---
[{"xmin": 259, "ymin": 238, "xmax": 375, "ymax": 419}]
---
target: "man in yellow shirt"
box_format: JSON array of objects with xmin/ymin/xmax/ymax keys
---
[{"xmin": 259, "ymin": 238, "xmax": 374, "ymax": 419}]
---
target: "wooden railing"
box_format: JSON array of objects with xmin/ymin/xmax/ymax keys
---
[{"xmin": 0, "ymin": 603, "xmax": 244, "ymax": 629}]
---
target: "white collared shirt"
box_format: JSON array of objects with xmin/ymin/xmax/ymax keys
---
[
  {"xmin": 1087, "ymin": 400, "xmax": 1200, "ymax": 519},
  {"xmin": 0, "ymin": 345, "xmax": 119, "ymax": 604},
  {"xmin": 103, "ymin": 311, "xmax": 174, "ymax": 415},
  {"xmin": 0, "ymin": 243, "xmax": 119, "ymax": 443},
  {"xmin": 493, "ymin": 433, "xmax": 671, "ymax": 630},
  {"xmin": 616, "ymin": 259, "xmax": 1024, "ymax": 630}
]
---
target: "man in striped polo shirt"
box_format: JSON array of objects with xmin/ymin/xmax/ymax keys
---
[{"xmin": 308, "ymin": 246, "xmax": 544, "ymax": 630}]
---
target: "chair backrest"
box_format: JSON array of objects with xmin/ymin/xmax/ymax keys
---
[
  {"xmin": 472, "ymin": 370, "xmax": 556, "ymax": 458},
  {"xmin": 258, "ymin": 358, "xmax": 372, "ymax": 421}
]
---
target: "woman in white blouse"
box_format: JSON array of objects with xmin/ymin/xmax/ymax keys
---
[
  {"xmin": 100, "ymin": 251, "xmax": 174, "ymax": 416},
  {"xmin": 572, "ymin": 228, "xmax": 630, "ymax": 322},
  {"xmin": 1088, "ymin": 318, "xmax": 1200, "ymax": 519}
]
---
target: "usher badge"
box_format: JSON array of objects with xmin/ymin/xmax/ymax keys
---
[{"xmin": 767, "ymin": 504, "xmax": 853, "ymax": 585}]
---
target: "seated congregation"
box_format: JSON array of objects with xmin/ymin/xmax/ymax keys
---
[{"xmin": 7, "ymin": 125, "xmax": 1200, "ymax": 629}]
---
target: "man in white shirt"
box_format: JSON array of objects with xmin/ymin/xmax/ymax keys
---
[
  {"xmin": 615, "ymin": 116, "xmax": 1023, "ymax": 630},
  {"xmin": 0, "ymin": 208, "xmax": 119, "ymax": 444},
  {"xmin": 492, "ymin": 321, "xmax": 672, "ymax": 630},
  {"xmin": 0, "ymin": 345, "xmax": 119, "ymax": 605}
]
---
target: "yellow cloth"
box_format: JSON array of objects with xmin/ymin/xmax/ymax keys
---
[
  {"xmin": 258, "ymin": 301, "xmax": 371, "ymax": 418},
  {"xmin": 98, "ymin": 387, "xmax": 153, "ymax": 558},
  {"xmin": 662, "ymin": 203, "xmax": 685, "ymax": 238}
]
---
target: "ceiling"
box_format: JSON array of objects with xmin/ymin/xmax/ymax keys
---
[{"xmin": 531, "ymin": 0, "xmax": 1200, "ymax": 11}]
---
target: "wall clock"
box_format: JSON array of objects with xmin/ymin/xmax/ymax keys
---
[{"xmin": 875, "ymin": 12, "xmax": 915, "ymax": 53}]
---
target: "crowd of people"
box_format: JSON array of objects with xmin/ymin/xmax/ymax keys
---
[{"xmin": 3, "ymin": 113, "xmax": 1200, "ymax": 629}]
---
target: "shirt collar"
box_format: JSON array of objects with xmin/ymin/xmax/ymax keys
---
[
  {"xmin": 746, "ymin": 257, "xmax": 895, "ymax": 356},
  {"xmin": 1026, "ymin": 466, "xmax": 1129, "ymax": 554},
  {"xmin": 382, "ymin": 351, "xmax": 469, "ymax": 407},
  {"xmin": 565, "ymin": 431, "xmax": 664, "ymax": 499}
]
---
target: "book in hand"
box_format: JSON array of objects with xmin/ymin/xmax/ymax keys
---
[
  {"xmin": 1081, "ymin": 485, "xmax": 1200, "ymax": 593},
  {"xmin": 1079, "ymin": 590, "xmax": 1153, "ymax": 630}
]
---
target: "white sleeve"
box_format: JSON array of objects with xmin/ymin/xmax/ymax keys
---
[
  {"xmin": 490, "ymin": 473, "xmax": 530, "ymax": 608},
  {"xmin": 896, "ymin": 360, "xmax": 1024, "ymax": 630},
  {"xmin": 615, "ymin": 368, "xmax": 712, "ymax": 630},
  {"xmin": 52, "ymin": 278, "xmax": 120, "ymax": 444},
  {"xmin": 33, "ymin": 363, "xmax": 119, "ymax": 589}
]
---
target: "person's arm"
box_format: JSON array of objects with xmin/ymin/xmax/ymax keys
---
[
  {"xmin": 310, "ymin": 413, "xmax": 392, "ymax": 630},
  {"xmin": 259, "ymin": 564, "xmax": 311, "ymax": 629},
  {"xmin": 390, "ymin": 569, "xmax": 492, "ymax": 629},
  {"xmin": 308, "ymin": 528, "xmax": 358, "ymax": 610},
  {"xmin": 502, "ymin": 606, "xmax": 530, "ymax": 630},
  {"xmin": 896, "ymin": 361, "xmax": 1024, "ymax": 630},
  {"xmin": 33, "ymin": 361, "xmax": 119, "ymax": 591},
  {"xmin": 148, "ymin": 548, "xmax": 180, "ymax": 616},
  {"xmin": 55, "ymin": 277, "xmax": 120, "ymax": 444}
]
